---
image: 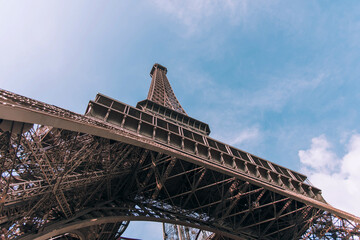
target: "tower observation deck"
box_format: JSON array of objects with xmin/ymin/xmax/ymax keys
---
[{"xmin": 0, "ymin": 64, "xmax": 359, "ymax": 239}]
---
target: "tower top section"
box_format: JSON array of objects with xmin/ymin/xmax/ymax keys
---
[
  {"xmin": 137, "ymin": 63, "xmax": 210, "ymax": 135},
  {"xmin": 150, "ymin": 63, "xmax": 167, "ymax": 76},
  {"xmin": 147, "ymin": 63, "xmax": 186, "ymax": 115}
]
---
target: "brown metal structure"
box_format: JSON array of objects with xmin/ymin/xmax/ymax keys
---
[
  {"xmin": 0, "ymin": 63, "xmax": 359, "ymax": 240},
  {"xmin": 147, "ymin": 64, "xmax": 187, "ymax": 115}
]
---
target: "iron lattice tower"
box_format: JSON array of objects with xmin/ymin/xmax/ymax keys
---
[{"xmin": 0, "ymin": 63, "xmax": 359, "ymax": 240}]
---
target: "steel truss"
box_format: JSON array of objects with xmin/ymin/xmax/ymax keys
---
[
  {"xmin": 1, "ymin": 123, "xmax": 359, "ymax": 239},
  {"xmin": 0, "ymin": 63, "xmax": 360, "ymax": 239}
]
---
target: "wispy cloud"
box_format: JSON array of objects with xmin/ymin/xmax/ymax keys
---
[
  {"xmin": 226, "ymin": 127, "xmax": 260, "ymax": 146},
  {"xmin": 178, "ymin": 66, "xmax": 326, "ymax": 158},
  {"xmin": 242, "ymin": 73, "xmax": 325, "ymax": 111},
  {"xmin": 181, "ymin": 68, "xmax": 325, "ymax": 113},
  {"xmin": 299, "ymin": 134, "xmax": 360, "ymax": 217},
  {"xmin": 150, "ymin": 0, "xmax": 282, "ymax": 35},
  {"xmin": 150, "ymin": 0, "xmax": 314, "ymax": 36},
  {"xmin": 152, "ymin": 0, "xmax": 248, "ymax": 30}
]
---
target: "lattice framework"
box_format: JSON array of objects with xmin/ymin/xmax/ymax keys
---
[{"xmin": 0, "ymin": 64, "xmax": 360, "ymax": 240}]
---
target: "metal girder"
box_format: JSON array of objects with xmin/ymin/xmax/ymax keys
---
[
  {"xmin": 147, "ymin": 63, "xmax": 187, "ymax": 115},
  {"xmin": 0, "ymin": 88, "xmax": 355, "ymax": 222},
  {"xmin": 1, "ymin": 119, "xmax": 359, "ymax": 239},
  {"xmin": 300, "ymin": 211, "xmax": 360, "ymax": 239},
  {"xmin": 1, "ymin": 63, "xmax": 360, "ymax": 240},
  {"xmin": 18, "ymin": 200, "xmax": 252, "ymax": 240},
  {"xmin": 0, "ymin": 124, "xmax": 142, "ymax": 239}
]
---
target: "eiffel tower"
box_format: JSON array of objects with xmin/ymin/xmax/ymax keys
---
[{"xmin": 0, "ymin": 63, "xmax": 359, "ymax": 240}]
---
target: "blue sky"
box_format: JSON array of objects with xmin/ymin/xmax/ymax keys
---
[{"xmin": 1, "ymin": 1, "xmax": 360, "ymax": 239}]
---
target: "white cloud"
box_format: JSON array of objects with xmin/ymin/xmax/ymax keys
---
[
  {"xmin": 210, "ymin": 126, "xmax": 262, "ymax": 153},
  {"xmin": 241, "ymin": 73, "xmax": 325, "ymax": 111},
  {"xmin": 152, "ymin": 0, "xmax": 248, "ymax": 28},
  {"xmin": 151, "ymin": 0, "xmax": 280, "ymax": 34},
  {"xmin": 228, "ymin": 127, "xmax": 260, "ymax": 146},
  {"xmin": 299, "ymin": 134, "xmax": 360, "ymax": 217},
  {"xmin": 299, "ymin": 134, "xmax": 338, "ymax": 172},
  {"xmin": 150, "ymin": 0, "xmax": 312, "ymax": 36},
  {"xmin": 189, "ymin": 71, "xmax": 325, "ymax": 113}
]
